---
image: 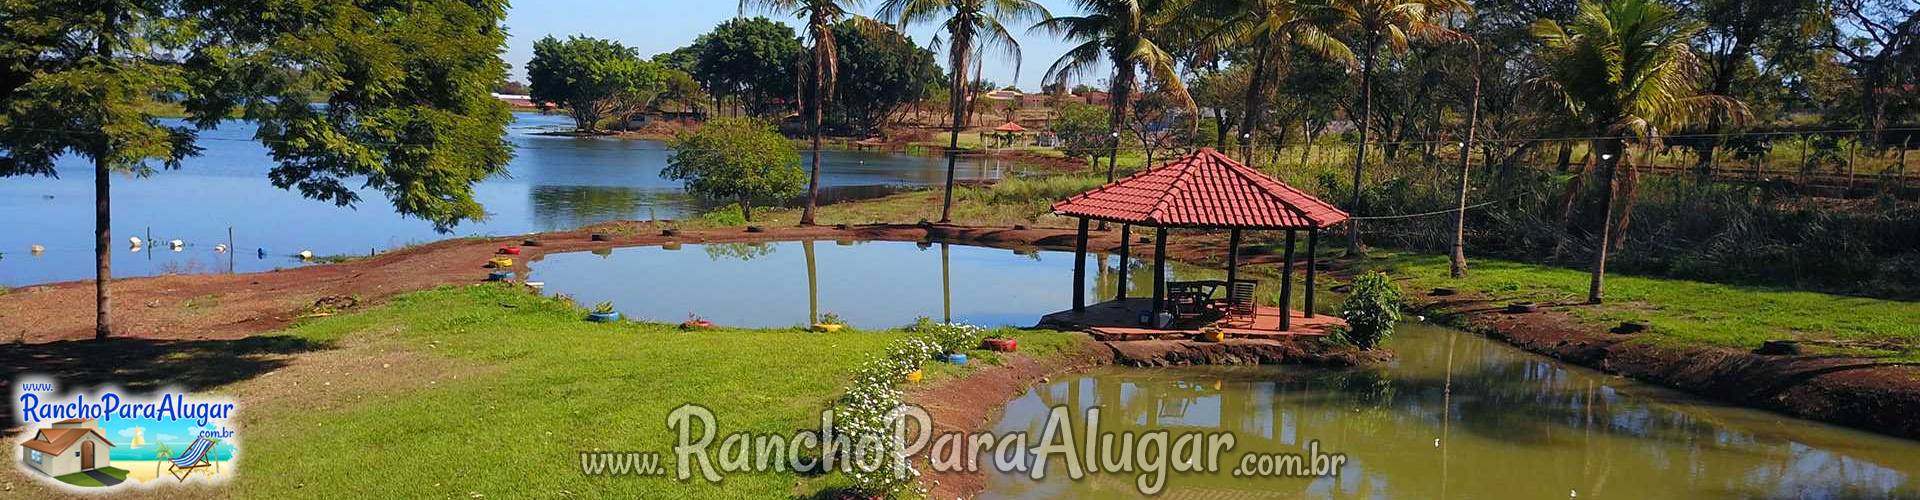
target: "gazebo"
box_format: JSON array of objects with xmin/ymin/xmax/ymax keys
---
[
  {"xmin": 992, "ymin": 121, "xmax": 1027, "ymax": 148},
  {"xmin": 1042, "ymin": 148, "xmax": 1350, "ymax": 337}
]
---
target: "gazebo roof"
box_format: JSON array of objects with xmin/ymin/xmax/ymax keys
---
[
  {"xmin": 993, "ymin": 121, "xmax": 1027, "ymax": 133},
  {"xmin": 1051, "ymin": 148, "xmax": 1349, "ymax": 230}
]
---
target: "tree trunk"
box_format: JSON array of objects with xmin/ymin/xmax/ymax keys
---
[
  {"xmin": 740, "ymin": 196, "xmax": 754, "ymax": 222},
  {"xmin": 1107, "ymin": 65, "xmax": 1136, "ymax": 183},
  {"xmin": 939, "ymin": 39, "xmax": 971, "ymax": 223},
  {"xmin": 1588, "ymin": 138, "xmax": 1623, "ymax": 304},
  {"xmin": 1237, "ymin": 43, "xmax": 1272, "ymax": 163},
  {"xmin": 1556, "ymin": 141, "xmax": 1573, "ymax": 172},
  {"xmin": 800, "ymin": 44, "xmax": 824, "ymax": 226},
  {"xmin": 1348, "ymin": 42, "xmax": 1377, "ymax": 255},
  {"xmin": 1450, "ymin": 48, "xmax": 1481, "ymax": 279},
  {"xmin": 94, "ymin": 149, "xmax": 112, "ymax": 339}
]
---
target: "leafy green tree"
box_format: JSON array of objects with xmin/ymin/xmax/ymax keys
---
[
  {"xmin": 689, "ymin": 17, "xmax": 804, "ymax": 117},
  {"xmin": 662, "ymin": 118, "xmax": 805, "ymax": 222},
  {"xmin": 0, "ymin": 0, "xmax": 512, "ymax": 338},
  {"xmin": 824, "ymin": 21, "xmax": 943, "ymax": 135},
  {"xmin": 526, "ymin": 35, "xmax": 663, "ymax": 133},
  {"xmin": 1206, "ymin": 0, "xmax": 1354, "ymax": 159},
  {"xmin": 1053, "ymin": 101, "xmax": 1114, "ymax": 167},
  {"xmin": 1330, "ymin": 0, "xmax": 1470, "ymax": 254},
  {"xmin": 1532, "ymin": 0, "xmax": 1738, "ymax": 303},
  {"xmin": 741, "ymin": 0, "xmax": 873, "ymax": 226},
  {"xmin": 880, "ymin": 0, "xmax": 1051, "ymax": 223},
  {"xmin": 1037, "ymin": 0, "xmax": 1198, "ymax": 183}
]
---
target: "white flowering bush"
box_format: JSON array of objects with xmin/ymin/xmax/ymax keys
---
[{"xmin": 829, "ymin": 322, "xmax": 984, "ymax": 497}]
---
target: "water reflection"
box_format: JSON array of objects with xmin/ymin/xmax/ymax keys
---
[
  {"xmin": 986, "ymin": 324, "xmax": 1920, "ymax": 499},
  {"xmin": 528, "ymin": 240, "xmax": 1203, "ymax": 329}
]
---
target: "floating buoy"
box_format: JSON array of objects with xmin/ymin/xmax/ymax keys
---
[
  {"xmin": 129, "ymin": 236, "xmax": 143, "ymax": 248},
  {"xmin": 297, "ymin": 250, "xmax": 314, "ymax": 260},
  {"xmin": 213, "ymin": 244, "xmax": 228, "ymax": 253},
  {"xmin": 169, "ymin": 239, "xmax": 184, "ymax": 251},
  {"xmin": 30, "ymin": 244, "xmax": 44, "ymax": 256}
]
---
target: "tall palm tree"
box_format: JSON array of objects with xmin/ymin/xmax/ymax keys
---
[
  {"xmin": 742, "ymin": 0, "xmax": 864, "ymax": 226},
  {"xmin": 1204, "ymin": 0, "xmax": 1353, "ymax": 162},
  {"xmin": 879, "ymin": 0, "xmax": 1051, "ymax": 223},
  {"xmin": 1531, "ymin": 0, "xmax": 1738, "ymax": 303},
  {"xmin": 1331, "ymin": 0, "xmax": 1469, "ymax": 254},
  {"xmin": 1035, "ymin": 0, "xmax": 1197, "ymax": 184}
]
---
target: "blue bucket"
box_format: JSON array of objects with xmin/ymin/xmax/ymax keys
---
[{"xmin": 945, "ymin": 353, "xmax": 969, "ymax": 365}]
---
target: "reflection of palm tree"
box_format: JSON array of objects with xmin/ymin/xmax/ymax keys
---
[
  {"xmin": 804, "ymin": 240, "xmax": 820, "ymax": 324},
  {"xmin": 940, "ymin": 242, "xmax": 952, "ymax": 322}
]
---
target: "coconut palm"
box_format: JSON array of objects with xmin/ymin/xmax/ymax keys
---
[
  {"xmin": 1331, "ymin": 0, "xmax": 1470, "ymax": 254},
  {"xmin": 1531, "ymin": 0, "xmax": 1739, "ymax": 303},
  {"xmin": 741, "ymin": 0, "xmax": 866, "ymax": 226},
  {"xmin": 878, "ymin": 0, "xmax": 1051, "ymax": 223},
  {"xmin": 1035, "ymin": 0, "xmax": 1198, "ymax": 184},
  {"xmin": 1203, "ymin": 0, "xmax": 1354, "ymax": 161}
]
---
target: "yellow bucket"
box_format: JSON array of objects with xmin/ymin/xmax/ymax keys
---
[
  {"xmin": 906, "ymin": 370, "xmax": 924, "ymax": 383},
  {"xmin": 488, "ymin": 257, "xmax": 514, "ymax": 268}
]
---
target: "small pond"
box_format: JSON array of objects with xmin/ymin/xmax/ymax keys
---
[
  {"xmin": 985, "ymin": 322, "xmax": 1920, "ymax": 498},
  {"xmin": 525, "ymin": 240, "xmax": 1282, "ymax": 329}
]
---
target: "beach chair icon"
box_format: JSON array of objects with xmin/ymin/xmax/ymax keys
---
[{"xmin": 167, "ymin": 437, "xmax": 219, "ymax": 481}]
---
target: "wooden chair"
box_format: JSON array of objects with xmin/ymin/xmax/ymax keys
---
[
  {"xmin": 167, "ymin": 437, "xmax": 218, "ymax": 481},
  {"xmin": 1223, "ymin": 280, "xmax": 1259, "ymax": 326}
]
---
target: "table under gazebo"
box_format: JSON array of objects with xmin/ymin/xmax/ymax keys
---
[{"xmin": 1038, "ymin": 148, "xmax": 1351, "ymax": 339}]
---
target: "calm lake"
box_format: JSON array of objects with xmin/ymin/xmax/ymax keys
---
[{"xmin": 0, "ymin": 113, "xmax": 1007, "ymax": 286}]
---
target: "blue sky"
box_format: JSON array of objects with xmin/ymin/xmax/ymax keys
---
[{"xmin": 503, "ymin": 0, "xmax": 1092, "ymax": 92}]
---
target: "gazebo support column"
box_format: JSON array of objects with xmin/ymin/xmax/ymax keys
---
[
  {"xmin": 1305, "ymin": 229, "xmax": 1319, "ymax": 318},
  {"xmin": 1116, "ymin": 224, "xmax": 1131, "ymax": 300},
  {"xmin": 1073, "ymin": 218, "xmax": 1089, "ymax": 312},
  {"xmin": 1150, "ymin": 227, "xmax": 1168, "ymax": 327},
  {"xmin": 1226, "ymin": 229, "xmax": 1242, "ymax": 285},
  {"xmin": 1279, "ymin": 230, "xmax": 1298, "ymax": 332}
]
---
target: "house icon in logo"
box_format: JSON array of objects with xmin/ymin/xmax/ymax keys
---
[{"xmin": 20, "ymin": 418, "xmax": 116, "ymax": 480}]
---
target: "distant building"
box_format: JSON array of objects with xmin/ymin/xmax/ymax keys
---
[
  {"xmin": 1021, "ymin": 94, "xmax": 1051, "ymax": 108},
  {"xmin": 1077, "ymin": 91, "xmax": 1111, "ymax": 106},
  {"xmin": 491, "ymin": 93, "xmax": 538, "ymax": 109}
]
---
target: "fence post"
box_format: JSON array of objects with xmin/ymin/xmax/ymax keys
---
[{"xmin": 227, "ymin": 226, "xmax": 235, "ymax": 274}]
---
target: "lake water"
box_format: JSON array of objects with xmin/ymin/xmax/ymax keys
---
[
  {"xmin": 0, "ymin": 113, "xmax": 1008, "ymax": 286},
  {"xmin": 985, "ymin": 325, "xmax": 1920, "ymax": 498},
  {"xmin": 524, "ymin": 240, "xmax": 1178, "ymax": 329}
]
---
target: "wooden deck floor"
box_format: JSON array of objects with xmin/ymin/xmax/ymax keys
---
[{"xmin": 1038, "ymin": 298, "xmax": 1346, "ymax": 340}]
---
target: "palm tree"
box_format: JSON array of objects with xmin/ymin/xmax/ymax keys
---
[
  {"xmin": 879, "ymin": 0, "xmax": 1051, "ymax": 223},
  {"xmin": 1204, "ymin": 0, "xmax": 1353, "ymax": 162},
  {"xmin": 1531, "ymin": 0, "xmax": 1738, "ymax": 303},
  {"xmin": 1331, "ymin": 0, "xmax": 1469, "ymax": 255},
  {"xmin": 742, "ymin": 0, "xmax": 864, "ymax": 226},
  {"xmin": 1035, "ymin": 0, "xmax": 1197, "ymax": 184}
]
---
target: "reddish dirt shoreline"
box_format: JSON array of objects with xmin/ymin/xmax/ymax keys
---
[
  {"xmin": 1413, "ymin": 295, "xmax": 1920, "ymax": 441},
  {"xmin": 905, "ymin": 342, "xmax": 1115, "ymax": 499}
]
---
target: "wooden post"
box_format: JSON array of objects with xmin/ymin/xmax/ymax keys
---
[
  {"xmin": 1279, "ymin": 230, "xmax": 1297, "ymax": 332},
  {"xmin": 1073, "ymin": 218, "xmax": 1090, "ymax": 312},
  {"xmin": 1150, "ymin": 227, "xmax": 1168, "ymax": 326},
  {"xmin": 227, "ymin": 226, "xmax": 235, "ymax": 274},
  {"xmin": 1305, "ymin": 229, "xmax": 1319, "ymax": 318},
  {"xmin": 1226, "ymin": 229, "xmax": 1242, "ymax": 285},
  {"xmin": 1117, "ymin": 224, "xmax": 1131, "ymax": 300}
]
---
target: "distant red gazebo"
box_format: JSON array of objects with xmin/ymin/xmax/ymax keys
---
[
  {"xmin": 993, "ymin": 121, "xmax": 1027, "ymax": 133},
  {"xmin": 1044, "ymin": 148, "xmax": 1350, "ymax": 337}
]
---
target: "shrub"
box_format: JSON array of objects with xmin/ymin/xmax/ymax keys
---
[
  {"xmin": 909, "ymin": 320, "xmax": 986, "ymax": 354},
  {"xmin": 1338, "ymin": 272, "xmax": 1402, "ymax": 349},
  {"xmin": 698, "ymin": 204, "xmax": 748, "ymax": 226}
]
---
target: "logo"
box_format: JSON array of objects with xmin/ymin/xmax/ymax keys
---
[{"xmin": 13, "ymin": 377, "xmax": 238, "ymax": 490}]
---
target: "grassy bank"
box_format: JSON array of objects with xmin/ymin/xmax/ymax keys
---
[
  {"xmin": 12, "ymin": 285, "xmax": 1084, "ymax": 498},
  {"xmin": 1354, "ymin": 252, "xmax": 1920, "ymax": 361}
]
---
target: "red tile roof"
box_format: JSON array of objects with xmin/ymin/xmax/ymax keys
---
[
  {"xmin": 21, "ymin": 427, "xmax": 114, "ymax": 455},
  {"xmin": 1051, "ymin": 148, "xmax": 1349, "ymax": 229}
]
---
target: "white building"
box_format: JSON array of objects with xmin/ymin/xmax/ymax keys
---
[{"xmin": 20, "ymin": 418, "xmax": 115, "ymax": 478}]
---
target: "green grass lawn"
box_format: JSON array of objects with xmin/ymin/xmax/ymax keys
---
[
  {"xmin": 1358, "ymin": 252, "xmax": 1920, "ymax": 360},
  {"xmin": 53, "ymin": 467, "xmax": 128, "ymax": 487},
  {"xmin": 222, "ymin": 284, "xmax": 1084, "ymax": 498}
]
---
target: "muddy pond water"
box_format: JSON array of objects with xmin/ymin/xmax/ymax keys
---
[{"xmin": 984, "ymin": 324, "xmax": 1920, "ymax": 499}]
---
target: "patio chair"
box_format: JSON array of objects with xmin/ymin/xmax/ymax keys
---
[
  {"xmin": 1223, "ymin": 280, "xmax": 1259, "ymax": 326},
  {"xmin": 167, "ymin": 437, "xmax": 218, "ymax": 481}
]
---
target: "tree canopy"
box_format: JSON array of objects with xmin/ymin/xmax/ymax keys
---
[
  {"xmin": 688, "ymin": 17, "xmax": 804, "ymax": 118},
  {"xmin": 825, "ymin": 22, "xmax": 944, "ymax": 135},
  {"xmin": 662, "ymin": 118, "xmax": 806, "ymax": 221},
  {"xmin": 527, "ymin": 35, "xmax": 666, "ymax": 133}
]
